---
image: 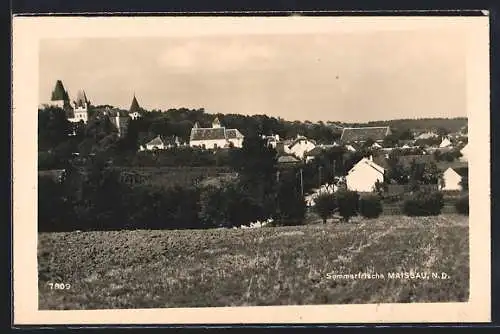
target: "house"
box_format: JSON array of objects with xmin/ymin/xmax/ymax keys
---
[
  {"xmin": 304, "ymin": 146, "xmax": 325, "ymax": 163},
  {"xmin": 459, "ymin": 143, "xmax": 469, "ymax": 162},
  {"xmin": 346, "ymin": 156, "xmax": 385, "ymax": 193},
  {"xmin": 189, "ymin": 118, "xmax": 244, "ymax": 149},
  {"xmin": 415, "ymin": 131, "xmax": 438, "ymax": 140},
  {"xmin": 439, "ymin": 137, "xmax": 452, "ymax": 148},
  {"xmin": 340, "ymin": 126, "xmax": 391, "ymax": 143},
  {"xmin": 142, "ymin": 135, "xmax": 182, "ymax": 150},
  {"xmin": 262, "ymin": 134, "xmax": 280, "ymax": 148},
  {"xmin": 440, "ymin": 166, "xmax": 468, "ymax": 191},
  {"xmin": 288, "ymin": 135, "xmax": 316, "ymax": 159},
  {"xmin": 371, "ymin": 142, "xmax": 382, "ymax": 149}
]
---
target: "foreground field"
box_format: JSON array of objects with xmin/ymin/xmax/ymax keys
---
[{"xmin": 38, "ymin": 215, "xmax": 469, "ymax": 310}]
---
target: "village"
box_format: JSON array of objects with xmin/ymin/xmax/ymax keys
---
[{"xmin": 38, "ymin": 79, "xmax": 469, "ymax": 231}]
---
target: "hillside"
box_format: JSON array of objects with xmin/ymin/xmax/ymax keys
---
[{"xmin": 340, "ymin": 117, "xmax": 467, "ymax": 133}]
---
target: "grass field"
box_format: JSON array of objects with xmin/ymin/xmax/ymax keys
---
[{"xmin": 38, "ymin": 214, "xmax": 469, "ymax": 310}]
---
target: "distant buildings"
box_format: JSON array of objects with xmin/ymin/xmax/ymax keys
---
[
  {"xmin": 340, "ymin": 126, "xmax": 391, "ymax": 144},
  {"xmin": 189, "ymin": 117, "xmax": 245, "ymax": 149}
]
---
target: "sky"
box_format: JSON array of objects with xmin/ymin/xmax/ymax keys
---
[{"xmin": 39, "ymin": 27, "xmax": 467, "ymax": 123}]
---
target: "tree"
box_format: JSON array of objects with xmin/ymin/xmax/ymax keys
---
[
  {"xmin": 38, "ymin": 107, "xmax": 73, "ymax": 151},
  {"xmin": 336, "ymin": 189, "xmax": 359, "ymax": 222},
  {"xmin": 275, "ymin": 177, "xmax": 307, "ymax": 225},
  {"xmin": 229, "ymin": 134, "xmax": 278, "ymax": 219},
  {"xmin": 313, "ymin": 192, "xmax": 337, "ymax": 224}
]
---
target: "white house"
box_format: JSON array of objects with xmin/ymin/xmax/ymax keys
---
[
  {"xmin": 415, "ymin": 131, "xmax": 438, "ymax": 140},
  {"xmin": 189, "ymin": 118, "xmax": 244, "ymax": 149},
  {"xmin": 288, "ymin": 135, "xmax": 316, "ymax": 159},
  {"xmin": 439, "ymin": 137, "xmax": 452, "ymax": 148},
  {"xmin": 459, "ymin": 143, "xmax": 469, "ymax": 162},
  {"xmin": 440, "ymin": 166, "xmax": 468, "ymax": 191},
  {"xmin": 346, "ymin": 156, "xmax": 385, "ymax": 193}
]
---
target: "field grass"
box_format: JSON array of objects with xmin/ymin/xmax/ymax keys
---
[{"xmin": 38, "ymin": 214, "xmax": 469, "ymax": 310}]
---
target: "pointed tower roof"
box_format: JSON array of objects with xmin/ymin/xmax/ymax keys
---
[
  {"xmin": 129, "ymin": 94, "xmax": 141, "ymax": 113},
  {"xmin": 51, "ymin": 80, "xmax": 69, "ymax": 102},
  {"xmin": 74, "ymin": 89, "xmax": 89, "ymax": 107},
  {"xmin": 193, "ymin": 121, "xmax": 200, "ymax": 129}
]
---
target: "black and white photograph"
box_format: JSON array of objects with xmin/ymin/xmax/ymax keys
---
[{"xmin": 12, "ymin": 15, "xmax": 490, "ymax": 324}]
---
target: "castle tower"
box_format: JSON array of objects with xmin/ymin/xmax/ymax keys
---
[
  {"xmin": 49, "ymin": 80, "xmax": 70, "ymax": 109},
  {"xmin": 72, "ymin": 89, "xmax": 90, "ymax": 123}
]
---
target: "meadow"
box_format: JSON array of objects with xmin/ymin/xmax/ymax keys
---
[{"xmin": 38, "ymin": 214, "xmax": 469, "ymax": 310}]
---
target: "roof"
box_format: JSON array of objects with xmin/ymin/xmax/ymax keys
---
[
  {"xmin": 349, "ymin": 158, "xmax": 385, "ymax": 175},
  {"xmin": 129, "ymin": 95, "xmax": 141, "ymax": 113},
  {"xmin": 340, "ymin": 126, "xmax": 390, "ymax": 143},
  {"xmin": 74, "ymin": 89, "xmax": 89, "ymax": 107},
  {"xmin": 289, "ymin": 136, "xmax": 317, "ymax": 148},
  {"xmin": 146, "ymin": 135, "xmax": 165, "ymax": 146},
  {"xmin": 51, "ymin": 80, "xmax": 69, "ymax": 101},
  {"xmin": 277, "ymin": 155, "xmax": 301, "ymax": 164},
  {"xmin": 226, "ymin": 129, "xmax": 243, "ymax": 139},
  {"xmin": 304, "ymin": 146, "xmax": 325, "ymax": 157},
  {"xmin": 190, "ymin": 127, "xmax": 226, "ymax": 141}
]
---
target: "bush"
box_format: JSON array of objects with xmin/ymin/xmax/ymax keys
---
[
  {"xmin": 336, "ymin": 189, "xmax": 359, "ymax": 222},
  {"xmin": 455, "ymin": 194, "xmax": 469, "ymax": 215},
  {"xmin": 313, "ymin": 192, "xmax": 337, "ymax": 224},
  {"xmin": 402, "ymin": 190, "xmax": 444, "ymax": 216},
  {"xmin": 359, "ymin": 194, "xmax": 383, "ymax": 219},
  {"xmin": 198, "ymin": 183, "xmax": 263, "ymax": 228}
]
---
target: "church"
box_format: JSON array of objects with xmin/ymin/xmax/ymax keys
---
[{"xmin": 189, "ymin": 117, "xmax": 244, "ymax": 149}]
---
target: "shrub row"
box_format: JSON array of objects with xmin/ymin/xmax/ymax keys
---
[
  {"xmin": 312, "ymin": 189, "xmax": 468, "ymax": 222},
  {"xmin": 38, "ymin": 166, "xmax": 308, "ymax": 232}
]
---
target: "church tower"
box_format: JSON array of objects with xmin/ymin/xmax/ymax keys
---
[{"xmin": 129, "ymin": 94, "xmax": 142, "ymax": 120}]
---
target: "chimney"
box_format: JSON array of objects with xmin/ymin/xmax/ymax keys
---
[{"xmin": 369, "ymin": 155, "xmax": 373, "ymax": 161}]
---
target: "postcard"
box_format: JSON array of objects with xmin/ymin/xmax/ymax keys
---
[{"xmin": 12, "ymin": 14, "xmax": 491, "ymax": 324}]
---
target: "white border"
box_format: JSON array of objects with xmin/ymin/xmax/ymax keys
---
[{"xmin": 12, "ymin": 16, "xmax": 491, "ymax": 324}]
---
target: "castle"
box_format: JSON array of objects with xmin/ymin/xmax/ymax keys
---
[{"xmin": 40, "ymin": 80, "xmax": 144, "ymax": 137}]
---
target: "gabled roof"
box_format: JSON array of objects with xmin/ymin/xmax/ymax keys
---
[
  {"xmin": 226, "ymin": 129, "xmax": 244, "ymax": 139},
  {"xmin": 340, "ymin": 126, "xmax": 390, "ymax": 143},
  {"xmin": 190, "ymin": 127, "xmax": 226, "ymax": 141},
  {"xmin": 146, "ymin": 135, "xmax": 165, "ymax": 146},
  {"xmin": 349, "ymin": 157, "xmax": 385, "ymax": 175},
  {"xmin": 51, "ymin": 80, "xmax": 69, "ymax": 101}
]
